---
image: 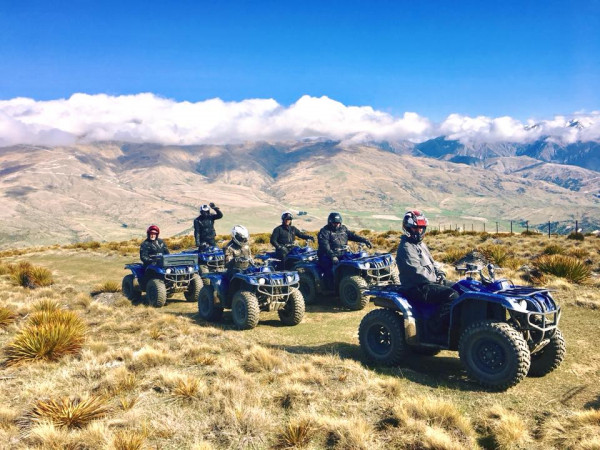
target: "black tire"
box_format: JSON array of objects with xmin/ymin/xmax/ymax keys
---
[
  {"xmin": 410, "ymin": 346, "xmax": 441, "ymax": 356},
  {"xmin": 339, "ymin": 275, "xmax": 369, "ymax": 310},
  {"xmin": 231, "ymin": 290, "xmax": 260, "ymax": 330},
  {"xmin": 299, "ymin": 272, "xmax": 318, "ymax": 305},
  {"xmin": 528, "ymin": 329, "xmax": 566, "ymax": 377},
  {"xmin": 184, "ymin": 274, "xmax": 202, "ymax": 302},
  {"xmin": 459, "ymin": 320, "xmax": 530, "ymax": 390},
  {"xmin": 278, "ymin": 289, "xmax": 305, "ymax": 326},
  {"xmin": 199, "ymin": 265, "xmax": 211, "ymax": 286},
  {"xmin": 359, "ymin": 308, "xmax": 408, "ymax": 365},
  {"xmin": 197, "ymin": 285, "xmax": 223, "ymax": 322},
  {"xmin": 122, "ymin": 274, "xmax": 141, "ymax": 302},
  {"xmin": 146, "ymin": 278, "xmax": 167, "ymax": 308}
]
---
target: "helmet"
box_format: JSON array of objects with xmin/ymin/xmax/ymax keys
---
[
  {"xmin": 231, "ymin": 225, "xmax": 249, "ymax": 246},
  {"xmin": 281, "ymin": 211, "xmax": 293, "ymax": 222},
  {"xmin": 200, "ymin": 204, "xmax": 210, "ymax": 214},
  {"xmin": 146, "ymin": 225, "xmax": 160, "ymax": 237},
  {"xmin": 327, "ymin": 212, "xmax": 342, "ymax": 226},
  {"xmin": 403, "ymin": 211, "xmax": 428, "ymax": 243}
]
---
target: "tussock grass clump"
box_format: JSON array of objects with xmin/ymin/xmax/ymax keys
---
[
  {"xmin": 166, "ymin": 234, "xmax": 195, "ymax": 250},
  {"xmin": 252, "ymin": 233, "xmax": 271, "ymax": 244},
  {"xmin": 31, "ymin": 298, "xmax": 61, "ymax": 312},
  {"xmin": 569, "ymin": 247, "xmax": 590, "ymax": 260},
  {"xmin": 242, "ymin": 346, "xmax": 283, "ymax": 373},
  {"xmin": 535, "ymin": 255, "xmax": 591, "ymax": 284},
  {"xmin": 111, "ymin": 429, "xmax": 147, "ymax": 450},
  {"xmin": 539, "ymin": 409, "xmax": 600, "ymax": 449},
  {"xmin": 479, "ymin": 405, "xmax": 531, "ymax": 449},
  {"xmin": 0, "ymin": 306, "xmax": 17, "ymax": 328},
  {"xmin": 24, "ymin": 395, "xmax": 110, "ymax": 429},
  {"xmin": 10, "ymin": 262, "xmax": 54, "ymax": 288},
  {"xmin": 4, "ymin": 308, "xmax": 86, "ymax": 366},
  {"xmin": 481, "ymin": 244, "xmax": 513, "ymax": 267},
  {"xmin": 130, "ymin": 346, "xmax": 174, "ymax": 370},
  {"xmin": 170, "ymin": 375, "xmax": 207, "ymax": 403},
  {"xmin": 92, "ymin": 280, "xmax": 121, "ymax": 294},
  {"xmin": 567, "ymin": 232, "xmax": 585, "ymax": 241},
  {"xmin": 277, "ymin": 416, "xmax": 317, "ymax": 448},
  {"xmin": 441, "ymin": 247, "xmax": 469, "ymax": 264},
  {"xmin": 543, "ymin": 243, "xmax": 565, "ymax": 255},
  {"xmin": 0, "ymin": 262, "xmax": 11, "ymax": 276}
]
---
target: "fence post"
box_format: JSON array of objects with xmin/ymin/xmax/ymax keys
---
[
  {"xmin": 471, "ymin": 223, "xmax": 474, "ymax": 232},
  {"xmin": 510, "ymin": 220, "xmax": 513, "ymax": 235},
  {"xmin": 526, "ymin": 221, "xmax": 529, "ymax": 233},
  {"xmin": 483, "ymin": 222, "xmax": 486, "ymax": 233},
  {"xmin": 575, "ymin": 219, "xmax": 578, "ymax": 234},
  {"xmin": 548, "ymin": 221, "xmax": 551, "ymax": 238},
  {"xmin": 496, "ymin": 222, "xmax": 499, "ymax": 234}
]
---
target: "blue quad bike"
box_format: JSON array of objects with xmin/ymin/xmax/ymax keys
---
[
  {"xmin": 121, "ymin": 252, "xmax": 201, "ymax": 307},
  {"xmin": 295, "ymin": 244, "xmax": 400, "ymax": 310},
  {"xmin": 181, "ymin": 245, "xmax": 226, "ymax": 284},
  {"xmin": 197, "ymin": 258, "xmax": 305, "ymax": 329},
  {"xmin": 255, "ymin": 244, "xmax": 318, "ymax": 271},
  {"xmin": 358, "ymin": 264, "xmax": 565, "ymax": 390}
]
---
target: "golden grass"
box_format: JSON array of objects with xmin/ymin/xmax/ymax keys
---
[
  {"xmin": 539, "ymin": 409, "xmax": 600, "ymax": 449},
  {"xmin": 543, "ymin": 243, "xmax": 566, "ymax": 255},
  {"xmin": 92, "ymin": 280, "xmax": 121, "ymax": 293},
  {"xmin": 4, "ymin": 308, "xmax": 86, "ymax": 366},
  {"xmin": 110, "ymin": 429, "xmax": 147, "ymax": 450},
  {"xmin": 0, "ymin": 305, "xmax": 17, "ymax": 328},
  {"xmin": 535, "ymin": 254, "xmax": 592, "ymax": 283},
  {"xmin": 242, "ymin": 345, "xmax": 284, "ymax": 373},
  {"xmin": 10, "ymin": 261, "xmax": 54, "ymax": 288},
  {"xmin": 480, "ymin": 405, "xmax": 532, "ymax": 449},
  {"xmin": 24, "ymin": 395, "xmax": 110, "ymax": 429},
  {"xmin": 277, "ymin": 416, "xmax": 317, "ymax": 448},
  {"xmin": 440, "ymin": 246, "xmax": 470, "ymax": 264}
]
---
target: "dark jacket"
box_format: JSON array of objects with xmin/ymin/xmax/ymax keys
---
[
  {"xmin": 193, "ymin": 208, "xmax": 223, "ymax": 246},
  {"xmin": 224, "ymin": 240, "xmax": 252, "ymax": 271},
  {"xmin": 270, "ymin": 224, "xmax": 312, "ymax": 249},
  {"xmin": 395, "ymin": 235, "xmax": 438, "ymax": 289},
  {"xmin": 317, "ymin": 224, "xmax": 368, "ymax": 259},
  {"xmin": 140, "ymin": 238, "xmax": 170, "ymax": 265}
]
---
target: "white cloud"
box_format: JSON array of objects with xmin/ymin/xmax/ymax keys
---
[{"xmin": 0, "ymin": 93, "xmax": 598, "ymax": 147}]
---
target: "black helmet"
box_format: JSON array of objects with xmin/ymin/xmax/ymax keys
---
[
  {"xmin": 403, "ymin": 210, "xmax": 428, "ymax": 243},
  {"xmin": 281, "ymin": 211, "xmax": 293, "ymax": 222},
  {"xmin": 327, "ymin": 212, "xmax": 342, "ymax": 225}
]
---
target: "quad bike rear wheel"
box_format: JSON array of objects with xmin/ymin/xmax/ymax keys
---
[
  {"xmin": 298, "ymin": 272, "xmax": 317, "ymax": 305},
  {"xmin": 122, "ymin": 274, "xmax": 141, "ymax": 303},
  {"xmin": 339, "ymin": 275, "xmax": 368, "ymax": 310},
  {"xmin": 359, "ymin": 308, "xmax": 408, "ymax": 365}
]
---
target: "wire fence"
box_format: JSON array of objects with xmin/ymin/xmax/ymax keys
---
[{"xmin": 432, "ymin": 219, "xmax": 589, "ymax": 237}]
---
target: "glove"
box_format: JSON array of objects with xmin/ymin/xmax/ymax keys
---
[
  {"xmin": 332, "ymin": 256, "xmax": 339, "ymax": 264},
  {"xmin": 365, "ymin": 240, "xmax": 372, "ymax": 249},
  {"xmin": 280, "ymin": 247, "xmax": 290, "ymax": 257},
  {"xmin": 209, "ymin": 202, "xmax": 216, "ymax": 208}
]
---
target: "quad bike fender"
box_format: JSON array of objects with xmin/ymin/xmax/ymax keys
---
[
  {"xmin": 295, "ymin": 263, "xmax": 324, "ymax": 293},
  {"xmin": 368, "ymin": 290, "xmax": 418, "ymax": 344}
]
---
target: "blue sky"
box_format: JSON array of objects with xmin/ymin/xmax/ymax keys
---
[{"xmin": 0, "ymin": 0, "xmax": 598, "ymax": 120}]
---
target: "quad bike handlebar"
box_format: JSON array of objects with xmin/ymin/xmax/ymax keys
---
[{"xmin": 455, "ymin": 263, "xmax": 502, "ymax": 284}]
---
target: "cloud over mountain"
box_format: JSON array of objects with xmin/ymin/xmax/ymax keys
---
[{"xmin": 0, "ymin": 93, "xmax": 598, "ymax": 147}]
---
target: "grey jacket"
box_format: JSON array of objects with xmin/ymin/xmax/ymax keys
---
[{"xmin": 395, "ymin": 235, "xmax": 438, "ymax": 289}]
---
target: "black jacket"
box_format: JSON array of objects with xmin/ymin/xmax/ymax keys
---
[
  {"xmin": 317, "ymin": 224, "xmax": 368, "ymax": 259},
  {"xmin": 193, "ymin": 208, "xmax": 223, "ymax": 246},
  {"xmin": 270, "ymin": 224, "xmax": 312, "ymax": 249},
  {"xmin": 140, "ymin": 238, "xmax": 170, "ymax": 265}
]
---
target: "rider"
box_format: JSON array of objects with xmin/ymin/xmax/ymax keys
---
[
  {"xmin": 140, "ymin": 225, "xmax": 170, "ymax": 266},
  {"xmin": 194, "ymin": 202, "xmax": 223, "ymax": 249},
  {"xmin": 270, "ymin": 211, "xmax": 315, "ymax": 267},
  {"xmin": 224, "ymin": 225, "xmax": 252, "ymax": 277},
  {"xmin": 396, "ymin": 211, "xmax": 458, "ymax": 311},
  {"xmin": 317, "ymin": 212, "xmax": 372, "ymax": 272}
]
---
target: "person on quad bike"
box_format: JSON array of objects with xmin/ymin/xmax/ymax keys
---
[
  {"xmin": 270, "ymin": 211, "xmax": 315, "ymax": 262},
  {"xmin": 140, "ymin": 225, "xmax": 170, "ymax": 265},
  {"xmin": 194, "ymin": 203, "xmax": 223, "ymax": 249},
  {"xmin": 317, "ymin": 212, "xmax": 372, "ymax": 271},
  {"xmin": 396, "ymin": 211, "xmax": 457, "ymax": 310},
  {"xmin": 224, "ymin": 225, "xmax": 252, "ymax": 277}
]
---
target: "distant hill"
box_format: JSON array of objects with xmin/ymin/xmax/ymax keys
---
[{"xmin": 1, "ymin": 140, "xmax": 600, "ymax": 247}]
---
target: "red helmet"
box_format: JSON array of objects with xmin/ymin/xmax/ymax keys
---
[
  {"xmin": 403, "ymin": 211, "xmax": 428, "ymax": 242},
  {"xmin": 147, "ymin": 225, "xmax": 160, "ymax": 237}
]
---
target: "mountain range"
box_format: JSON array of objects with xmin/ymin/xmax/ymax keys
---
[{"xmin": 1, "ymin": 138, "xmax": 599, "ymax": 248}]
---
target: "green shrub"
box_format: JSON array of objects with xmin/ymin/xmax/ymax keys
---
[
  {"xmin": 543, "ymin": 244, "xmax": 565, "ymax": 255},
  {"xmin": 567, "ymin": 232, "xmax": 584, "ymax": 241},
  {"xmin": 535, "ymin": 255, "xmax": 591, "ymax": 284}
]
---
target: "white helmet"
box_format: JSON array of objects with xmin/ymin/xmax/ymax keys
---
[
  {"xmin": 231, "ymin": 225, "xmax": 249, "ymax": 245},
  {"xmin": 200, "ymin": 204, "xmax": 210, "ymax": 213}
]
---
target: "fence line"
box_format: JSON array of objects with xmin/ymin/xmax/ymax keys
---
[{"xmin": 431, "ymin": 219, "xmax": 589, "ymax": 237}]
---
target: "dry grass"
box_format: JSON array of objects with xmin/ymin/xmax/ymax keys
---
[
  {"xmin": 10, "ymin": 261, "xmax": 54, "ymax": 288},
  {"xmin": 4, "ymin": 308, "xmax": 86, "ymax": 366},
  {"xmin": 539, "ymin": 409, "xmax": 600, "ymax": 449},
  {"xmin": 242, "ymin": 345, "xmax": 284, "ymax": 372},
  {"xmin": 0, "ymin": 305, "xmax": 17, "ymax": 328},
  {"xmin": 92, "ymin": 280, "xmax": 121, "ymax": 294},
  {"xmin": 24, "ymin": 395, "xmax": 110, "ymax": 429},
  {"xmin": 535, "ymin": 254, "xmax": 592, "ymax": 283},
  {"xmin": 110, "ymin": 428, "xmax": 147, "ymax": 450},
  {"xmin": 277, "ymin": 416, "xmax": 317, "ymax": 448},
  {"xmin": 479, "ymin": 405, "xmax": 532, "ymax": 449},
  {"xmin": 543, "ymin": 243, "xmax": 566, "ymax": 255}
]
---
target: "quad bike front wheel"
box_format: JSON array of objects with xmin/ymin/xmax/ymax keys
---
[
  {"xmin": 339, "ymin": 275, "xmax": 368, "ymax": 310},
  {"xmin": 184, "ymin": 274, "xmax": 202, "ymax": 302},
  {"xmin": 231, "ymin": 290, "xmax": 260, "ymax": 330},
  {"xmin": 528, "ymin": 328, "xmax": 566, "ymax": 377},
  {"xmin": 197, "ymin": 285, "xmax": 223, "ymax": 322},
  {"xmin": 121, "ymin": 274, "xmax": 141, "ymax": 303},
  {"xmin": 359, "ymin": 308, "xmax": 408, "ymax": 365},
  {"xmin": 278, "ymin": 289, "xmax": 305, "ymax": 326},
  {"xmin": 146, "ymin": 278, "xmax": 167, "ymax": 308},
  {"xmin": 459, "ymin": 320, "xmax": 530, "ymax": 390}
]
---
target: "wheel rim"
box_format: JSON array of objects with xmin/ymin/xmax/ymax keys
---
[
  {"xmin": 342, "ymin": 283, "xmax": 360, "ymax": 306},
  {"xmin": 366, "ymin": 323, "xmax": 392, "ymax": 356},
  {"xmin": 234, "ymin": 299, "xmax": 247, "ymax": 322},
  {"xmin": 473, "ymin": 339, "xmax": 507, "ymax": 374}
]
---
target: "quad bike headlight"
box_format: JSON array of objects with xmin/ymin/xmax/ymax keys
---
[
  {"xmin": 363, "ymin": 262, "xmax": 371, "ymax": 269},
  {"xmin": 517, "ymin": 299, "xmax": 528, "ymax": 311},
  {"xmin": 258, "ymin": 278, "xmax": 266, "ymax": 285},
  {"xmin": 207, "ymin": 256, "xmax": 213, "ymax": 261},
  {"xmin": 165, "ymin": 268, "xmax": 172, "ymax": 274},
  {"xmin": 286, "ymin": 275, "xmax": 294, "ymax": 283},
  {"xmin": 188, "ymin": 266, "xmax": 194, "ymax": 273}
]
